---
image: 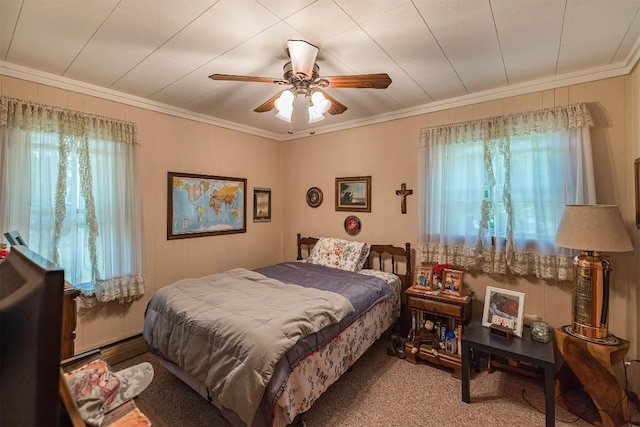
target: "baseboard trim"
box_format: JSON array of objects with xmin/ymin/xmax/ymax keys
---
[{"xmin": 100, "ymin": 334, "xmax": 148, "ymax": 366}]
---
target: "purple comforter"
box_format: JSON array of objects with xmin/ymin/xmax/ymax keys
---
[{"xmin": 253, "ymin": 262, "xmax": 389, "ymax": 425}]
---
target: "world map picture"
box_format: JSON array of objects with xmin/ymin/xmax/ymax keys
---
[{"xmin": 168, "ymin": 173, "xmax": 246, "ymax": 239}]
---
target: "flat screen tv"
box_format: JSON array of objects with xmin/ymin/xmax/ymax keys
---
[{"xmin": 0, "ymin": 245, "xmax": 64, "ymax": 426}]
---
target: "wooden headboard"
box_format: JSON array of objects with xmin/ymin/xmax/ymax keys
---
[{"xmin": 296, "ymin": 234, "xmax": 412, "ymax": 291}]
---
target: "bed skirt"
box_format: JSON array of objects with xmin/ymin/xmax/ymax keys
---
[{"xmin": 156, "ymin": 293, "xmax": 397, "ymax": 427}]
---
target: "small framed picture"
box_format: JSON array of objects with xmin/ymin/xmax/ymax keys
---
[
  {"xmin": 442, "ymin": 268, "xmax": 464, "ymax": 296},
  {"xmin": 413, "ymin": 264, "xmax": 434, "ymax": 290},
  {"xmin": 335, "ymin": 176, "xmax": 371, "ymax": 212},
  {"xmin": 482, "ymin": 286, "xmax": 525, "ymax": 337},
  {"xmin": 253, "ymin": 188, "xmax": 271, "ymax": 222}
]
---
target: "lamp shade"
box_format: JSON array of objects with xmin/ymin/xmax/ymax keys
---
[
  {"xmin": 554, "ymin": 204, "xmax": 633, "ymax": 252},
  {"xmin": 311, "ymin": 91, "xmax": 331, "ymax": 114},
  {"xmin": 274, "ymin": 90, "xmax": 295, "ymax": 122},
  {"xmin": 287, "ymin": 40, "xmax": 319, "ymax": 79}
]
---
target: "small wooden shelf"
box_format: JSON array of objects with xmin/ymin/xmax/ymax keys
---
[
  {"xmin": 404, "ymin": 287, "xmax": 473, "ymax": 378},
  {"xmin": 405, "ymin": 342, "xmax": 463, "ymax": 378}
]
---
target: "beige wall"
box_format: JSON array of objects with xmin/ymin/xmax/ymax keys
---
[
  {"xmin": 0, "ymin": 75, "xmax": 284, "ymax": 353},
  {"xmin": 2, "ymin": 72, "xmax": 638, "ymax": 394},
  {"xmin": 284, "ymin": 77, "xmax": 639, "ymax": 359}
]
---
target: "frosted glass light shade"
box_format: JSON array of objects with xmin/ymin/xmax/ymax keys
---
[
  {"xmin": 311, "ymin": 91, "xmax": 331, "ymax": 114},
  {"xmin": 554, "ymin": 204, "xmax": 633, "ymax": 252},
  {"xmin": 274, "ymin": 91, "xmax": 294, "ymax": 122},
  {"xmin": 287, "ymin": 40, "xmax": 318, "ymax": 78},
  {"xmin": 308, "ymin": 106, "xmax": 325, "ymax": 123}
]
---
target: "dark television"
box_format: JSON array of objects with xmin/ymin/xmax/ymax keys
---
[{"xmin": 0, "ymin": 245, "xmax": 64, "ymax": 426}]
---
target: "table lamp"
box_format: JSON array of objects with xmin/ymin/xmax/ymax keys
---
[{"xmin": 554, "ymin": 204, "xmax": 633, "ymax": 343}]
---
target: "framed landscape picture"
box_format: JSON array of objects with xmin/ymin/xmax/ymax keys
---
[
  {"xmin": 335, "ymin": 176, "xmax": 371, "ymax": 212},
  {"xmin": 482, "ymin": 286, "xmax": 525, "ymax": 337},
  {"xmin": 167, "ymin": 172, "xmax": 247, "ymax": 239},
  {"xmin": 253, "ymin": 188, "xmax": 271, "ymax": 222}
]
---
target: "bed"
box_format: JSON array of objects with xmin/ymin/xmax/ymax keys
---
[{"xmin": 143, "ymin": 234, "xmax": 411, "ymax": 426}]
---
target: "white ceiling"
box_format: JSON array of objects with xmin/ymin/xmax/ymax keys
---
[{"xmin": 2, "ymin": 0, "xmax": 640, "ymax": 140}]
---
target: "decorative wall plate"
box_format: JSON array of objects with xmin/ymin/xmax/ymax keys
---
[
  {"xmin": 344, "ymin": 215, "xmax": 361, "ymax": 236},
  {"xmin": 306, "ymin": 187, "xmax": 323, "ymax": 208}
]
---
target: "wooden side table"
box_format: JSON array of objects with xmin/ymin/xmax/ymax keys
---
[
  {"xmin": 62, "ymin": 283, "xmax": 81, "ymax": 360},
  {"xmin": 555, "ymin": 327, "xmax": 630, "ymax": 427},
  {"xmin": 462, "ymin": 321, "xmax": 556, "ymax": 427},
  {"xmin": 404, "ymin": 287, "xmax": 473, "ymax": 378}
]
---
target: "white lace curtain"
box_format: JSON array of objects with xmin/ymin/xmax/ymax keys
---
[
  {"xmin": 0, "ymin": 96, "xmax": 145, "ymax": 304},
  {"xmin": 417, "ymin": 103, "xmax": 596, "ymax": 280}
]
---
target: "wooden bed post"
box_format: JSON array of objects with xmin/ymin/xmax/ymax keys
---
[{"xmin": 296, "ymin": 233, "xmax": 302, "ymax": 260}]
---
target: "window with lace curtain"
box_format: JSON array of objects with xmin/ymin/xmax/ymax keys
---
[
  {"xmin": 0, "ymin": 97, "xmax": 145, "ymax": 305},
  {"xmin": 417, "ymin": 103, "xmax": 596, "ymax": 281}
]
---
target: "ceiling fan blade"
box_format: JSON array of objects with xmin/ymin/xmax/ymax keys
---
[
  {"xmin": 287, "ymin": 40, "xmax": 318, "ymax": 79},
  {"xmin": 319, "ymin": 73, "xmax": 392, "ymax": 89},
  {"xmin": 254, "ymin": 91, "xmax": 286, "ymax": 113},
  {"xmin": 209, "ymin": 74, "xmax": 287, "ymax": 85},
  {"xmin": 317, "ymin": 90, "xmax": 347, "ymax": 115}
]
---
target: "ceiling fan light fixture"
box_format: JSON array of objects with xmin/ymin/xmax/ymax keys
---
[
  {"xmin": 311, "ymin": 91, "xmax": 331, "ymax": 114},
  {"xmin": 274, "ymin": 90, "xmax": 295, "ymax": 122},
  {"xmin": 308, "ymin": 106, "xmax": 325, "ymax": 123},
  {"xmin": 287, "ymin": 40, "xmax": 319, "ymax": 79},
  {"xmin": 276, "ymin": 110, "xmax": 293, "ymax": 122}
]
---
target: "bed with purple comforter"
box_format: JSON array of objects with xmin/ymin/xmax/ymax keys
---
[{"xmin": 143, "ymin": 237, "xmax": 411, "ymax": 426}]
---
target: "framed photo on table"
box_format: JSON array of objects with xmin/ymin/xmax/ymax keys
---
[
  {"xmin": 442, "ymin": 268, "xmax": 464, "ymax": 296},
  {"xmin": 482, "ymin": 286, "xmax": 525, "ymax": 337},
  {"xmin": 335, "ymin": 176, "xmax": 371, "ymax": 212},
  {"xmin": 413, "ymin": 264, "xmax": 434, "ymax": 290}
]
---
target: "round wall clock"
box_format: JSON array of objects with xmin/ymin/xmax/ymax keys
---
[
  {"xmin": 344, "ymin": 215, "xmax": 361, "ymax": 236},
  {"xmin": 306, "ymin": 187, "xmax": 323, "ymax": 208}
]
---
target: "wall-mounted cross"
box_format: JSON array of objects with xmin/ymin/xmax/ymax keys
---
[{"xmin": 395, "ymin": 183, "xmax": 413, "ymax": 214}]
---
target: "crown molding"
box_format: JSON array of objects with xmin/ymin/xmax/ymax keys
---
[
  {"xmin": 3, "ymin": 47, "xmax": 639, "ymax": 143},
  {"xmin": 0, "ymin": 61, "xmax": 281, "ymax": 141}
]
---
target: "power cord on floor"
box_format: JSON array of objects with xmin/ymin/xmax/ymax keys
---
[
  {"xmin": 624, "ymin": 359, "xmax": 640, "ymax": 426},
  {"xmin": 520, "ymin": 389, "xmax": 584, "ymax": 423},
  {"xmin": 521, "ymin": 381, "xmax": 632, "ymax": 424}
]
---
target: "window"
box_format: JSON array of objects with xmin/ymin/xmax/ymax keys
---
[
  {"xmin": 417, "ymin": 104, "xmax": 596, "ymax": 280},
  {"xmin": 0, "ymin": 97, "xmax": 145, "ymax": 303}
]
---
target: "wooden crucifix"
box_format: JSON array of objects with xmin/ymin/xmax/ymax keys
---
[{"xmin": 395, "ymin": 183, "xmax": 413, "ymax": 214}]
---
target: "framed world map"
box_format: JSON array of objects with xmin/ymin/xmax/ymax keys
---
[{"xmin": 167, "ymin": 171, "xmax": 247, "ymax": 239}]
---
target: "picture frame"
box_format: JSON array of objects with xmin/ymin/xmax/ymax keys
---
[
  {"xmin": 253, "ymin": 188, "xmax": 271, "ymax": 222},
  {"xmin": 482, "ymin": 286, "xmax": 525, "ymax": 337},
  {"xmin": 344, "ymin": 215, "xmax": 362, "ymax": 236},
  {"xmin": 167, "ymin": 171, "xmax": 246, "ymax": 240},
  {"xmin": 635, "ymin": 158, "xmax": 640, "ymax": 229},
  {"xmin": 442, "ymin": 268, "xmax": 464, "ymax": 296},
  {"xmin": 306, "ymin": 187, "xmax": 323, "ymax": 208},
  {"xmin": 335, "ymin": 176, "xmax": 371, "ymax": 212},
  {"xmin": 413, "ymin": 264, "xmax": 434, "ymax": 290}
]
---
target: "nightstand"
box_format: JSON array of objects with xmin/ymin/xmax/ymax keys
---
[
  {"xmin": 62, "ymin": 283, "xmax": 80, "ymax": 360},
  {"xmin": 404, "ymin": 287, "xmax": 473, "ymax": 378}
]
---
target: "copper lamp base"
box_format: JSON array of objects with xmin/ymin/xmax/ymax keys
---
[{"xmin": 561, "ymin": 325, "xmax": 619, "ymax": 346}]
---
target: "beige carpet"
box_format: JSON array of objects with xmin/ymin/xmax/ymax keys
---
[{"xmin": 113, "ymin": 336, "xmax": 625, "ymax": 426}]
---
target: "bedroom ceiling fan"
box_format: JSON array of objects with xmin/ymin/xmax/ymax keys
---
[{"xmin": 209, "ymin": 40, "xmax": 392, "ymax": 132}]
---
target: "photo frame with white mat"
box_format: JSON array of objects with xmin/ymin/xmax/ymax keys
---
[{"xmin": 482, "ymin": 286, "xmax": 525, "ymax": 337}]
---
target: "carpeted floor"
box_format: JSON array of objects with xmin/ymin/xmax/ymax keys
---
[{"xmin": 113, "ymin": 336, "xmax": 633, "ymax": 426}]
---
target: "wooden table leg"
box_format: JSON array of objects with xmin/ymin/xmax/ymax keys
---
[{"xmin": 555, "ymin": 328, "xmax": 630, "ymax": 427}]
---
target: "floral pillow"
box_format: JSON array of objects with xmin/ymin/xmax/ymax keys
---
[{"xmin": 307, "ymin": 237, "xmax": 371, "ymax": 272}]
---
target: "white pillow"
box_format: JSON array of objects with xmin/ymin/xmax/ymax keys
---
[{"xmin": 307, "ymin": 237, "xmax": 371, "ymax": 272}]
